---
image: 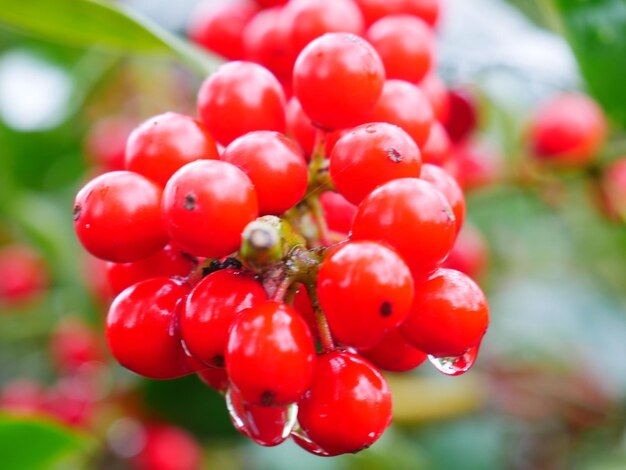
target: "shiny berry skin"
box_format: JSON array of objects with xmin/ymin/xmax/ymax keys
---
[
  {"xmin": 421, "ymin": 121, "xmax": 451, "ymax": 166},
  {"xmin": 132, "ymin": 425, "xmax": 202, "ymax": 470},
  {"xmin": 73, "ymin": 171, "xmax": 168, "ymax": 263},
  {"xmin": 255, "ymin": 0, "xmax": 288, "ymax": 7},
  {"xmin": 317, "ymin": 241, "xmax": 414, "ymax": 348},
  {"xmin": 351, "ymin": 178, "xmax": 456, "ymax": 280},
  {"xmin": 106, "ymin": 243, "xmax": 197, "ymax": 296},
  {"xmin": 188, "ymin": 0, "xmax": 258, "ymax": 60},
  {"xmin": 162, "ymin": 160, "xmax": 258, "ymax": 258},
  {"xmin": 181, "ymin": 268, "xmax": 267, "ymax": 367},
  {"xmin": 84, "ymin": 116, "xmax": 134, "ymax": 172},
  {"xmin": 0, "ymin": 244, "xmax": 48, "ymax": 305},
  {"xmin": 50, "ymin": 317, "xmax": 104, "ymax": 374},
  {"xmin": 125, "ymin": 112, "xmax": 219, "ymax": 188},
  {"xmin": 420, "ymin": 163, "xmax": 465, "ymax": 233},
  {"xmin": 443, "ymin": 223, "xmax": 490, "ymax": 279},
  {"xmin": 444, "ymin": 88, "xmax": 478, "ymax": 143},
  {"xmin": 319, "ymin": 191, "xmax": 357, "ymax": 235},
  {"xmin": 420, "ymin": 73, "xmax": 450, "ymax": 123},
  {"xmin": 370, "ymin": 79, "xmax": 434, "ymax": 148},
  {"xmin": 400, "ymin": 268, "xmax": 489, "ymax": 357},
  {"xmin": 105, "ymin": 277, "xmax": 193, "ymax": 379},
  {"xmin": 197, "ymin": 61, "xmax": 286, "ymax": 146},
  {"xmin": 529, "ymin": 93, "xmax": 607, "ymax": 167},
  {"xmin": 293, "ymin": 33, "xmax": 385, "ymax": 130},
  {"xmin": 282, "ymin": 0, "xmax": 364, "ymax": 58},
  {"xmin": 297, "ymin": 350, "xmax": 392, "ymax": 455},
  {"xmin": 329, "ymin": 122, "xmax": 422, "ymax": 205},
  {"xmin": 354, "ymin": 0, "xmax": 440, "ymax": 27},
  {"xmin": 222, "ymin": 131, "xmax": 308, "ymax": 215},
  {"xmin": 197, "ymin": 367, "xmax": 230, "ymax": 392},
  {"xmin": 285, "ymin": 97, "xmax": 316, "ymax": 157},
  {"xmin": 447, "ymin": 140, "xmax": 501, "ymax": 191},
  {"xmin": 225, "ymin": 301, "xmax": 316, "ymax": 406},
  {"xmin": 366, "ymin": 15, "xmax": 434, "ymax": 84},
  {"xmin": 359, "ymin": 328, "xmax": 427, "ymax": 372}
]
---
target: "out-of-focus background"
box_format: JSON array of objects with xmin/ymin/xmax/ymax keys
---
[{"xmin": 1, "ymin": 0, "xmax": 626, "ymax": 469}]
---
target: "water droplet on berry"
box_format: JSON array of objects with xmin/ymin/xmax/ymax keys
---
[
  {"xmin": 291, "ymin": 429, "xmax": 333, "ymax": 456},
  {"xmin": 72, "ymin": 205, "xmax": 81, "ymax": 221},
  {"xmin": 365, "ymin": 124, "xmax": 377, "ymax": 133},
  {"xmin": 427, "ymin": 345, "xmax": 479, "ymax": 376}
]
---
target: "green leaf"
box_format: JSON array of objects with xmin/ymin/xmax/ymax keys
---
[
  {"xmin": 551, "ymin": 0, "xmax": 626, "ymax": 128},
  {"xmin": 0, "ymin": 0, "xmax": 219, "ymax": 75},
  {"xmin": 0, "ymin": 414, "xmax": 93, "ymax": 470}
]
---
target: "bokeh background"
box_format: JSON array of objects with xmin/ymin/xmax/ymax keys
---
[{"xmin": 1, "ymin": 0, "xmax": 626, "ymax": 469}]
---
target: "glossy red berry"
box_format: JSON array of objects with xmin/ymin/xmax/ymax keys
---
[
  {"xmin": 370, "ymin": 79, "xmax": 434, "ymax": 148},
  {"xmin": 125, "ymin": 112, "xmax": 219, "ymax": 188},
  {"xmin": 197, "ymin": 61, "xmax": 286, "ymax": 146},
  {"xmin": 443, "ymin": 223, "xmax": 490, "ymax": 279},
  {"xmin": 0, "ymin": 244, "xmax": 48, "ymax": 305},
  {"xmin": 188, "ymin": 0, "xmax": 259, "ymax": 60},
  {"xmin": 351, "ymin": 178, "xmax": 456, "ymax": 279},
  {"xmin": 359, "ymin": 328, "xmax": 427, "ymax": 372},
  {"xmin": 162, "ymin": 160, "xmax": 258, "ymax": 258},
  {"xmin": 73, "ymin": 171, "xmax": 168, "ymax": 263},
  {"xmin": 84, "ymin": 116, "xmax": 135, "ymax": 172},
  {"xmin": 181, "ymin": 268, "xmax": 267, "ymax": 367},
  {"xmin": 293, "ymin": 33, "xmax": 385, "ymax": 130},
  {"xmin": 197, "ymin": 367, "xmax": 230, "ymax": 393},
  {"xmin": 444, "ymin": 88, "xmax": 478, "ymax": 143},
  {"xmin": 529, "ymin": 93, "xmax": 607, "ymax": 167},
  {"xmin": 317, "ymin": 240, "xmax": 414, "ymax": 348},
  {"xmin": 366, "ymin": 15, "xmax": 434, "ymax": 84},
  {"xmin": 400, "ymin": 268, "xmax": 489, "ymax": 357},
  {"xmin": 421, "ymin": 121, "xmax": 451, "ymax": 166},
  {"xmin": 297, "ymin": 350, "xmax": 392, "ymax": 455},
  {"xmin": 105, "ymin": 277, "xmax": 193, "ymax": 379},
  {"xmin": 419, "ymin": 73, "xmax": 450, "ymax": 122},
  {"xmin": 319, "ymin": 191, "xmax": 357, "ymax": 235},
  {"xmin": 354, "ymin": 0, "xmax": 440, "ymax": 27},
  {"xmin": 132, "ymin": 425, "xmax": 202, "ymax": 470},
  {"xmin": 106, "ymin": 243, "xmax": 197, "ymax": 296},
  {"xmin": 420, "ymin": 163, "xmax": 465, "ymax": 233},
  {"xmin": 329, "ymin": 122, "xmax": 422, "ymax": 205},
  {"xmin": 225, "ymin": 301, "xmax": 316, "ymax": 406},
  {"xmin": 222, "ymin": 131, "xmax": 308, "ymax": 215}
]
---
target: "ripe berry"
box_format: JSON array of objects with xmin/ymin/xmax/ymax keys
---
[
  {"xmin": 529, "ymin": 93, "xmax": 607, "ymax": 167},
  {"xmin": 370, "ymin": 79, "xmax": 434, "ymax": 148},
  {"xmin": 222, "ymin": 131, "xmax": 308, "ymax": 215},
  {"xmin": 50, "ymin": 317, "xmax": 104, "ymax": 374},
  {"xmin": 447, "ymin": 140, "xmax": 501, "ymax": 191},
  {"xmin": 162, "ymin": 160, "xmax": 258, "ymax": 258},
  {"xmin": 400, "ymin": 268, "xmax": 489, "ymax": 357},
  {"xmin": 105, "ymin": 277, "xmax": 194, "ymax": 379},
  {"xmin": 0, "ymin": 244, "xmax": 48, "ymax": 305},
  {"xmin": 225, "ymin": 301, "xmax": 316, "ymax": 406},
  {"xmin": 420, "ymin": 121, "xmax": 451, "ymax": 166},
  {"xmin": 132, "ymin": 425, "xmax": 202, "ymax": 470},
  {"xmin": 419, "ymin": 73, "xmax": 450, "ymax": 122},
  {"xmin": 354, "ymin": 0, "xmax": 440, "ymax": 27},
  {"xmin": 366, "ymin": 15, "xmax": 434, "ymax": 84},
  {"xmin": 84, "ymin": 116, "xmax": 135, "ymax": 172},
  {"xmin": 420, "ymin": 163, "xmax": 466, "ymax": 233},
  {"xmin": 359, "ymin": 328, "xmax": 427, "ymax": 372},
  {"xmin": 444, "ymin": 88, "xmax": 478, "ymax": 143},
  {"xmin": 351, "ymin": 178, "xmax": 456, "ymax": 279},
  {"xmin": 297, "ymin": 350, "xmax": 392, "ymax": 455},
  {"xmin": 181, "ymin": 268, "xmax": 267, "ymax": 367},
  {"xmin": 125, "ymin": 112, "xmax": 219, "ymax": 188},
  {"xmin": 188, "ymin": 0, "xmax": 259, "ymax": 60},
  {"xmin": 0, "ymin": 379, "xmax": 47, "ymax": 415},
  {"xmin": 317, "ymin": 240, "xmax": 414, "ymax": 348},
  {"xmin": 106, "ymin": 243, "xmax": 198, "ymax": 296},
  {"xmin": 197, "ymin": 61, "xmax": 286, "ymax": 146},
  {"xmin": 293, "ymin": 33, "xmax": 385, "ymax": 130},
  {"xmin": 197, "ymin": 368, "xmax": 229, "ymax": 393},
  {"xmin": 73, "ymin": 171, "xmax": 168, "ymax": 263},
  {"xmin": 319, "ymin": 191, "xmax": 357, "ymax": 235},
  {"xmin": 329, "ymin": 122, "xmax": 422, "ymax": 205},
  {"xmin": 443, "ymin": 223, "xmax": 490, "ymax": 279}
]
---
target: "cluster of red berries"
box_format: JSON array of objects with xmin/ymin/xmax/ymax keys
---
[{"xmin": 73, "ymin": 0, "xmax": 490, "ymax": 456}]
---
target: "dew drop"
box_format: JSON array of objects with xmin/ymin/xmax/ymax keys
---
[
  {"xmin": 291, "ymin": 429, "xmax": 333, "ymax": 456},
  {"xmin": 427, "ymin": 345, "xmax": 479, "ymax": 376},
  {"xmin": 365, "ymin": 124, "xmax": 377, "ymax": 133}
]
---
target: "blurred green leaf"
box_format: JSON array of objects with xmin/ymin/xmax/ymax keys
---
[
  {"xmin": 0, "ymin": 414, "xmax": 92, "ymax": 470},
  {"xmin": 551, "ymin": 0, "xmax": 626, "ymax": 128},
  {"xmin": 0, "ymin": 0, "xmax": 219, "ymax": 75}
]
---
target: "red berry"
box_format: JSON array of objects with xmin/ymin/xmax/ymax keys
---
[
  {"xmin": 197, "ymin": 367, "xmax": 230, "ymax": 393},
  {"xmin": 419, "ymin": 73, "xmax": 450, "ymax": 123},
  {"xmin": 446, "ymin": 140, "xmax": 502, "ymax": 191},
  {"xmin": 329, "ymin": 122, "xmax": 422, "ymax": 205},
  {"xmin": 106, "ymin": 277, "xmax": 194, "ymax": 379},
  {"xmin": 317, "ymin": 240, "xmax": 414, "ymax": 348},
  {"xmin": 0, "ymin": 379, "xmax": 47, "ymax": 415},
  {"xmin": 351, "ymin": 178, "xmax": 456, "ymax": 279},
  {"xmin": 132, "ymin": 425, "xmax": 202, "ymax": 470},
  {"xmin": 50, "ymin": 317, "xmax": 104, "ymax": 374},
  {"xmin": 444, "ymin": 88, "xmax": 478, "ymax": 143},
  {"xmin": 293, "ymin": 33, "xmax": 385, "ymax": 130},
  {"xmin": 292, "ymin": 286, "xmax": 319, "ymax": 342},
  {"xmin": 225, "ymin": 300, "xmax": 316, "ymax": 406},
  {"xmin": 354, "ymin": 0, "xmax": 440, "ymax": 27},
  {"xmin": 125, "ymin": 112, "xmax": 219, "ymax": 188},
  {"xmin": 181, "ymin": 268, "xmax": 267, "ymax": 367},
  {"xmin": 162, "ymin": 160, "xmax": 258, "ymax": 258},
  {"xmin": 421, "ymin": 121, "xmax": 451, "ymax": 166},
  {"xmin": 319, "ymin": 191, "xmax": 357, "ymax": 235},
  {"xmin": 401, "ymin": 0, "xmax": 441, "ymax": 27},
  {"xmin": 400, "ymin": 268, "xmax": 489, "ymax": 357},
  {"xmin": 370, "ymin": 79, "xmax": 434, "ymax": 148},
  {"xmin": 197, "ymin": 61, "xmax": 286, "ymax": 146},
  {"xmin": 188, "ymin": 0, "xmax": 259, "ymax": 60},
  {"xmin": 420, "ymin": 163, "xmax": 465, "ymax": 233},
  {"xmin": 297, "ymin": 350, "xmax": 392, "ymax": 455},
  {"xmin": 222, "ymin": 131, "xmax": 308, "ymax": 215},
  {"xmin": 359, "ymin": 328, "xmax": 427, "ymax": 372},
  {"xmin": 0, "ymin": 244, "xmax": 48, "ymax": 304},
  {"xmin": 254, "ymin": 0, "xmax": 288, "ymax": 7},
  {"xmin": 366, "ymin": 15, "xmax": 434, "ymax": 84},
  {"xmin": 73, "ymin": 171, "xmax": 168, "ymax": 263},
  {"xmin": 529, "ymin": 93, "xmax": 607, "ymax": 167},
  {"xmin": 84, "ymin": 116, "xmax": 135, "ymax": 172},
  {"xmin": 443, "ymin": 223, "xmax": 490, "ymax": 279}
]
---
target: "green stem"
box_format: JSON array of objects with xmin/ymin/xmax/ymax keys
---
[{"xmin": 304, "ymin": 282, "xmax": 335, "ymax": 352}]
